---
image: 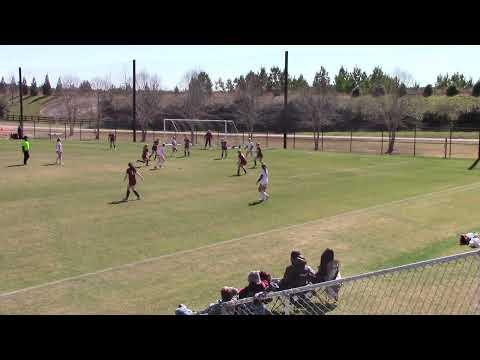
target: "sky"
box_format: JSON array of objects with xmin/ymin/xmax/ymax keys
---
[{"xmin": 1, "ymin": 45, "xmax": 480, "ymax": 90}]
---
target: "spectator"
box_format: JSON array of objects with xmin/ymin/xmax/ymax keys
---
[
  {"xmin": 238, "ymin": 271, "xmax": 269, "ymax": 299},
  {"xmin": 199, "ymin": 287, "xmax": 239, "ymax": 315},
  {"xmin": 175, "ymin": 304, "xmax": 194, "ymax": 315},
  {"xmin": 314, "ymin": 248, "xmax": 342, "ymax": 301},
  {"xmin": 278, "ymin": 250, "xmax": 315, "ymax": 290}
]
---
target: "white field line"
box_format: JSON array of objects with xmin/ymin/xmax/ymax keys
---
[{"xmin": 1, "ymin": 180, "xmax": 480, "ymax": 299}]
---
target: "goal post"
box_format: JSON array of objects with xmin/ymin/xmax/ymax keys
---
[{"xmin": 163, "ymin": 119, "xmax": 240, "ymax": 147}]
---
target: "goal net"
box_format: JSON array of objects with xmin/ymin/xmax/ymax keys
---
[
  {"xmin": 163, "ymin": 119, "xmax": 241, "ymax": 147},
  {"xmin": 197, "ymin": 249, "xmax": 480, "ymax": 315}
]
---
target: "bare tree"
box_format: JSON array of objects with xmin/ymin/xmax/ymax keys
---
[
  {"xmin": 300, "ymin": 88, "xmax": 338, "ymax": 150},
  {"xmin": 60, "ymin": 76, "xmax": 81, "ymax": 136},
  {"xmin": 136, "ymin": 71, "xmax": 162, "ymax": 142},
  {"xmin": 183, "ymin": 70, "xmax": 209, "ymax": 119},
  {"xmin": 91, "ymin": 75, "xmax": 114, "ymax": 139},
  {"xmin": 393, "ymin": 67, "xmax": 415, "ymax": 88},
  {"xmin": 235, "ymin": 73, "xmax": 263, "ymax": 135},
  {"xmin": 356, "ymin": 92, "xmax": 425, "ymax": 154}
]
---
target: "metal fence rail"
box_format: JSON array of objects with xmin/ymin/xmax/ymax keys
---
[{"xmin": 209, "ymin": 250, "xmax": 480, "ymax": 315}]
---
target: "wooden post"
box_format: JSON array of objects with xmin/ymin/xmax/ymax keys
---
[
  {"xmin": 349, "ymin": 129, "xmax": 353, "ymax": 152},
  {"xmin": 413, "ymin": 125, "xmax": 417, "ymax": 157},
  {"xmin": 80, "ymin": 121, "xmax": 82, "ymax": 141},
  {"xmin": 266, "ymin": 130, "xmax": 269, "ymax": 148},
  {"xmin": 449, "ymin": 126, "xmax": 452, "ymax": 158},
  {"xmin": 321, "ymin": 129, "xmax": 324, "ymax": 151},
  {"xmin": 19, "ymin": 67, "xmax": 24, "ymax": 133},
  {"xmin": 473, "ymin": 127, "xmax": 480, "ymax": 159},
  {"xmin": 283, "ymin": 51, "xmax": 288, "ymax": 149},
  {"xmin": 132, "ymin": 59, "xmax": 137, "ymax": 142},
  {"xmin": 444, "ymin": 137, "xmax": 448, "ymax": 159},
  {"xmin": 65, "ymin": 123, "xmax": 67, "ymax": 141},
  {"xmin": 49, "ymin": 120, "xmax": 52, "ymax": 141},
  {"xmin": 381, "ymin": 130, "xmax": 384, "ymax": 154},
  {"xmin": 293, "ymin": 131, "xmax": 296, "ymax": 149},
  {"xmin": 33, "ymin": 119, "xmax": 36, "ymax": 137}
]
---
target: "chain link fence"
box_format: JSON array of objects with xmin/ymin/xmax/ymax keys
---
[{"xmin": 204, "ymin": 250, "xmax": 480, "ymax": 315}]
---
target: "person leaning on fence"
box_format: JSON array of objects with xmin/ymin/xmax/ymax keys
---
[
  {"xmin": 314, "ymin": 248, "xmax": 342, "ymax": 301},
  {"xmin": 278, "ymin": 250, "xmax": 315, "ymax": 290}
]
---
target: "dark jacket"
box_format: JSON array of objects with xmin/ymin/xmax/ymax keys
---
[
  {"xmin": 238, "ymin": 281, "xmax": 268, "ymax": 299},
  {"xmin": 279, "ymin": 252, "xmax": 315, "ymax": 290}
]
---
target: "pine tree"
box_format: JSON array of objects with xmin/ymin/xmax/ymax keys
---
[
  {"xmin": 472, "ymin": 81, "xmax": 480, "ymax": 97},
  {"xmin": 0, "ymin": 77, "xmax": 7, "ymax": 94},
  {"xmin": 174, "ymin": 86, "xmax": 180, "ymax": 94},
  {"xmin": 22, "ymin": 77, "xmax": 28, "ymax": 95},
  {"xmin": 42, "ymin": 74, "xmax": 52, "ymax": 96},
  {"xmin": 30, "ymin": 77, "xmax": 38, "ymax": 96},
  {"xmin": 312, "ymin": 66, "xmax": 330, "ymax": 90},
  {"xmin": 423, "ymin": 84, "xmax": 433, "ymax": 97},
  {"xmin": 56, "ymin": 77, "xmax": 63, "ymax": 93}
]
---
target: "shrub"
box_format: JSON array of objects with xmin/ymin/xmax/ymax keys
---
[
  {"xmin": 371, "ymin": 83, "xmax": 386, "ymax": 97},
  {"xmin": 472, "ymin": 81, "xmax": 480, "ymax": 97},
  {"xmin": 446, "ymin": 85, "xmax": 459, "ymax": 97},
  {"xmin": 423, "ymin": 84, "xmax": 433, "ymax": 97},
  {"xmin": 398, "ymin": 83, "xmax": 407, "ymax": 97},
  {"xmin": 351, "ymin": 86, "xmax": 360, "ymax": 97}
]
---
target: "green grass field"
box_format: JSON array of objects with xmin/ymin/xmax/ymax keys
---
[{"xmin": 0, "ymin": 139, "xmax": 479, "ymax": 314}]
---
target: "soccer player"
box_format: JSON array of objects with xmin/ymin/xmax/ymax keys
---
[
  {"xmin": 55, "ymin": 137, "xmax": 64, "ymax": 166},
  {"xmin": 171, "ymin": 136, "xmax": 177, "ymax": 154},
  {"xmin": 254, "ymin": 143, "xmax": 263, "ymax": 167},
  {"xmin": 204, "ymin": 129, "xmax": 213, "ymax": 149},
  {"xmin": 154, "ymin": 143, "xmax": 167, "ymax": 169},
  {"xmin": 246, "ymin": 138, "xmax": 254, "ymax": 158},
  {"xmin": 123, "ymin": 162, "xmax": 143, "ymax": 201},
  {"xmin": 108, "ymin": 132, "xmax": 116, "ymax": 149},
  {"xmin": 21, "ymin": 136, "xmax": 31, "ymax": 165},
  {"xmin": 139, "ymin": 144, "xmax": 150, "ymax": 166},
  {"xmin": 256, "ymin": 163, "xmax": 269, "ymax": 201},
  {"xmin": 220, "ymin": 138, "xmax": 228, "ymax": 159},
  {"xmin": 184, "ymin": 136, "xmax": 191, "ymax": 157},
  {"xmin": 237, "ymin": 150, "xmax": 247, "ymax": 176},
  {"xmin": 150, "ymin": 139, "xmax": 159, "ymax": 161}
]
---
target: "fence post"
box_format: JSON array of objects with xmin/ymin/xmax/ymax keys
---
[
  {"xmin": 49, "ymin": 120, "xmax": 52, "ymax": 141},
  {"xmin": 266, "ymin": 130, "xmax": 269, "ymax": 148},
  {"xmin": 444, "ymin": 137, "xmax": 448, "ymax": 159},
  {"xmin": 242, "ymin": 131, "xmax": 245, "ymax": 144},
  {"xmin": 80, "ymin": 121, "xmax": 82, "ymax": 141},
  {"xmin": 293, "ymin": 131, "xmax": 296, "ymax": 149},
  {"xmin": 381, "ymin": 130, "xmax": 384, "ymax": 155},
  {"xmin": 449, "ymin": 126, "xmax": 452, "ymax": 159},
  {"xmin": 321, "ymin": 129, "xmax": 324, "ymax": 151},
  {"xmin": 478, "ymin": 128, "xmax": 480, "ymax": 159},
  {"xmin": 349, "ymin": 129, "xmax": 353, "ymax": 153},
  {"xmin": 413, "ymin": 125, "xmax": 417, "ymax": 157},
  {"xmin": 65, "ymin": 123, "xmax": 67, "ymax": 141},
  {"xmin": 33, "ymin": 119, "xmax": 36, "ymax": 138},
  {"xmin": 115, "ymin": 127, "xmax": 117, "ymax": 143}
]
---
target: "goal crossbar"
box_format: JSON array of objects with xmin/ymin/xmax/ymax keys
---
[{"xmin": 163, "ymin": 119, "xmax": 239, "ymax": 134}]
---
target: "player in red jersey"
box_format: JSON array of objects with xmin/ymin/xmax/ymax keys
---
[
  {"xmin": 138, "ymin": 144, "xmax": 149, "ymax": 166},
  {"xmin": 237, "ymin": 150, "xmax": 247, "ymax": 176},
  {"xmin": 254, "ymin": 143, "xmax": 263, "ymax": 168},
  {"xmin": 123, "ymin": 162, "xmax": 144, "ymax": 201},
  {"xmin": 220, "ymin": 138, "xmax": 228, "ymax": 159}
]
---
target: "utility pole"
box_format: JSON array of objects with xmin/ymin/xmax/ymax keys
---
[
  {"xmin": 283, "ymin": 51, "xmax": 288, "ymax": 149},
  {"xmin": 19, "ymin": 67, "xmax": 24, "ymax": 134},
  {"xmin": 132, "ymin": 59, "xmax": 137, "ymax": 142}
]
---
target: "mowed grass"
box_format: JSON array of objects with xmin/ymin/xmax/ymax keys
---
[{"xmin": 0, "ymin": 139, "xmax": 480, "ymax": 314}]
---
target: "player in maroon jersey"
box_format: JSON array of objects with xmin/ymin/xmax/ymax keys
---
[
  {"xmin": 123, "ymin": 162, "xmax": 144, "ymax": 201},
  {"xmin": 184, "ymin": 136, "xmax": 191, "ymax": 157},
  {"xmin": 237, "ymin": 150, "xmax": 247, "ymax": 176}
]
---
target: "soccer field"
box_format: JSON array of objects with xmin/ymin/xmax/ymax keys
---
[{"xmin": 0, "ymin": 139, "xmax": 479, "ymax": 314}]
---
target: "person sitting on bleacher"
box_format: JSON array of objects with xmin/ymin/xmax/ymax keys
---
[
  {"xmin": 238, "ymin": 271, "xmax": 270, "ymax": 299},
  {"xmin": 197, "ymin": 286, "xmax": 239, "ymax": 315},
  {"xmin": 313, "ymin": 248, "xmax": 342, "ymax": 301},
  {"xmin": 278, "ymin": 250, "xmax": 315, "ymax": 290}
]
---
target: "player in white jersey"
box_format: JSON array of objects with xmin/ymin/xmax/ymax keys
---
[
  {"xmin": 55, "ymin": 137, "xmax": 64, "ymax": 166},
  {"xmin": 154, "ymin": 143, "xmax": 167, "ymax": 169},
  {"xmin": 171, "ymin": 136, "xmax": 177, "ymax": 155},
  {"xmin": 246, "ymin": 138, "xmax": 254, "ymax": 158},
  {"xmin": 256, "ymin": 163, "xmax": 269, "ymax": 201}
]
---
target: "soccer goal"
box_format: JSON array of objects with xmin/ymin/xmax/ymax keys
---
[{"xmin": 163, "ymin": 119, "xmax": 241, "ymax": 147}]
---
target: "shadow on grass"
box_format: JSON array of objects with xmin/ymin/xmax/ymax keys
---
[
  {"xmin": 108, "ymin": 199, "xmax": 140, "ymax": 205},
  {"xmin": 6, "ymin": 164, "xmax": 24, "ymax": 168},
  {"xmin": 248, "ymin": 200, "xmax": 264, "ymax": 206},
  {"xmin": 468, "ymin": 158, "xmax": 479, "ymax": 170},
  {"xmin": 214, "ymin": 158, "xmax": 223, "ymax": 161},
  {"xmin": 28, "ymin": 95, "xmax": 49, "ymax": 104},
  {"xmin": 41, "ymin": 163, "xmax": 57, "ymax": 166}
]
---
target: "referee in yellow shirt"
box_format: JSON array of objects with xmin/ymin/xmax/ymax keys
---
[{"xmin": 21, "ymin": 136, "xmax": 31, "ymax": 165}]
